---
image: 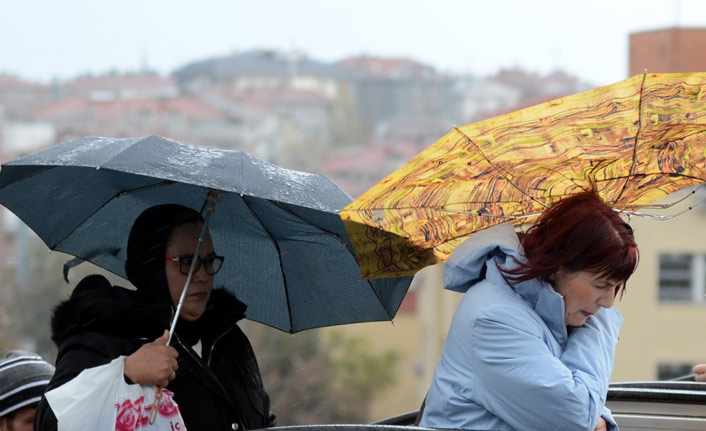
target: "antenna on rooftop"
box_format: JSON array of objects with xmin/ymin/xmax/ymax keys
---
[
  {"xmin": 140, "ymin": 47, "xmax": 150, "ymax": 73},
  {"xmin": 674, "ymin": 0, "xmax": 681, "ymax": 27}
]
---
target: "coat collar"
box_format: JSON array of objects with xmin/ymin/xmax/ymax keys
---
[
  {"xmin": 510, "ymin": 274, "xmax": 568, "ymax": 346},
  {"xmin": 51, "ymin": 274, "xmax": 248, "ymax": 348},
  {"xmin": 444, "ymin": 222, "xmax": 568, "ymax": 346}
]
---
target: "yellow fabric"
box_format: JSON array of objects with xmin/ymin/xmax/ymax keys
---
[{"xmin": 340, "ymin": 72, "xmax": 706, "ymax": 278}]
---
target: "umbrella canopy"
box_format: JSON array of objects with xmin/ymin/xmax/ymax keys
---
[
  {"xmin": 340, "ymin": 72, "xmax": 706, "ymax": 278},
  {"xmin": 0, "ymin": 135, "xmax": 413, "ymax": 333}
]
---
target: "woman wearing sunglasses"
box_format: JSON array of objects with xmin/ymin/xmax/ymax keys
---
[{"xmin": 36, "ymin": 204, "xmax": 274, "ymax": 431}]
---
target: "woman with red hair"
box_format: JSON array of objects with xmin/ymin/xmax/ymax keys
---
[{"xmin": 420, "ymin": 191, "xmax": 638, "ymax": 431}]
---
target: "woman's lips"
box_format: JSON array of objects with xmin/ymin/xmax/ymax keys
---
[
  {"xmin": 189, "ymin": 292, "xmax": 208, "ymax": 299},
  {"xmin": 580, "ymin": 310, "xmax": 593, "ymax": 317}
]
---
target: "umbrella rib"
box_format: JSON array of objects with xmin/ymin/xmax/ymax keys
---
[
  {"xmin": 52, "ymin": 180, "xmax": 175, "ymax": 250},
  {"xmin": 453, "ymin": 127, "xmax": 550, "ymax": 209},
  {"xmin": 348, "ymin": 206, "xmax": 542, "ymax": 221},
  {"xmin": 0, "ymin": 165, "xmax": 56, "ymax": 193},
  {"xmin": 350, "ymin": 168, "xmax": 705, "ymax": 212},
  {"xmin": 240, "ymin": 196, "xmax": 296, "ymax": 334},
  {"xmin": 270, "ymin": 201, "xmax": 395, "ymax": 321},
  {"xmin": 616, "ymin": 71, "xmax": 648, "ymax": 203}
]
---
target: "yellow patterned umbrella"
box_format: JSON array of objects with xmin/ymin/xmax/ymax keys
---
[{"xmin": 340, "ymin": 72, "xmax": 706, "ymax": 279}]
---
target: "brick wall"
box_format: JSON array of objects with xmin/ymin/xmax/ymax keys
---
[{"xmin": 629, "ymin": 27, "xmax": 706, "ymax": 76}]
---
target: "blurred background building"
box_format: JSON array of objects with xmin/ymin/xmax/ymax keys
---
[{"xmin": 629, "ymin": 27, "xmax": 706, "ymax": 75}]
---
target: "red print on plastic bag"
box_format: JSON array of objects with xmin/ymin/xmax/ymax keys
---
[
  {"xmin": 156, "ymin": 389, "xmax": 180, "ymax": 417},
  {"xmin": 144, "ymin": 389, "xmax": 180, "ymax": 418},
  {"xmin": 115, "ymin": 396, "xmax": 148, "ymax": 431},
  {"xmin": 115, "ymin": 389, "xmax": 180, "ymax": 430}
]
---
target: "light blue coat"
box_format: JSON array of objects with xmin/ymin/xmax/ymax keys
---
[{"xmin": 420, "ymin": 223, "xmax": 621, "ymax": 431}]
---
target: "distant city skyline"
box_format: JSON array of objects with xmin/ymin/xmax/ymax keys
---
[{"xmin": 3, "ymin": 0, "xmax": 706, "ymax": 87}]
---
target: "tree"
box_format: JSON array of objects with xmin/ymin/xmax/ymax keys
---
[
  {"xmin": 330, "ymin": 82, "xmax": 367, "ymax": 149},
  {"xmin": 247, "ymin": 323, "xmax": 399, "ymax": 425},
  {"xmin": 0, "ymin": 235, "xmax": 73, "ymax": 362},
  {"xmin": 0, "ymin": 230, "xmax": 121, "ymax": 362}
]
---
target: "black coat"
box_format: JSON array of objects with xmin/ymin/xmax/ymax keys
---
[{"xmin": 35, "ymin": 275, "xmax": 274, "ymax": 431}]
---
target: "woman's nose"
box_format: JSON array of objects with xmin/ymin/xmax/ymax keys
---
[
  {"xmin": 598, "ymin": 290, "xmax": 616, "ymax": 308},
  {"xmin": 192, "ymin": 260, "xmax": 210, "ymax": 279}
]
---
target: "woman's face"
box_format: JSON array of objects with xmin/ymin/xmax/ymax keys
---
[
  {"xmin": 550, "ymin": 268, "xmax": 621, "ymax": 327},
  {"xmin": 164, "ymin": 222, "xmax": 215, "ymax": 321}
]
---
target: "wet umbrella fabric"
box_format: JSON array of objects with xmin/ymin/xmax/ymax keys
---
[
  {"xmin": 0, "ymin": 135, "xmax": 412, "ymax": 333},
  {"xmin": 341, "ymin": 72, "xmax": 706, "ymax": 278}
]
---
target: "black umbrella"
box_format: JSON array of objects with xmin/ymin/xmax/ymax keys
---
[{"xmin": 0, "ymin": 135, "xmax": 413, "ymax": 333}]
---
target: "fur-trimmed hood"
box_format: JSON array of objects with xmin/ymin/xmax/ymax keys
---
[{"xmin": 51, "ymin": 274, "xmax": 248, "ymax": 348}]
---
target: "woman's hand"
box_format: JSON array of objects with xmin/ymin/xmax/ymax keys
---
[
  {"xmin": 594, "ymin": 417, "xmax": 607, "ymax": 431},
  {"xmin": 693, "ymin": 364, "xmax": 706, "ymax": 382},
  {"xmin": 124, "ymin": 330, "xmax": 179, "ymax": 387}
]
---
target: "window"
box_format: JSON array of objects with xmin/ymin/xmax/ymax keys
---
[{"xmin": 658, "ymin": 253, "xmax": 706, "ymax": 303}]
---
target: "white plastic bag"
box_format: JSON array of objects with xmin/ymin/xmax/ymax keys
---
[{"xmin": 45, "ymin": 356, "xmax": 187, "ymax": 431}]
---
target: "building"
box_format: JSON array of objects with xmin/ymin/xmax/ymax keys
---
[
  {"xmin": 173, "ymin": 50, "xmax": 350, "ymax": 99},
  {"xmin": 58, "ymin": 72, "xmax": 178, "ymax": 101},
  {"xmin": 337, "ymin": 56, "xmax": 460, "ymax": 128},
  {"xmin": 33, "ymin": 94, "xmax": 255, "ymax": 150},
  {"xmin": 319, "ymin": 141, "xmax": 427, "ymax": 198},
  {"xmin": 173, "ymin": 50, "xmax": 353, "ymax": 170},
  {"xmin": 0, "ymin": 74, "xmax": 53, "ymax": 119},
  {"xmin": 629, "ymin": 27, "xmax": 706, "ymax": 76},
  {"xmin": 617, "ymin": 26, "xmax": 706, "ymax": 381},
  {"xmin": 612, "ymin": 189, "xmax": 706, "ymax": 381}
]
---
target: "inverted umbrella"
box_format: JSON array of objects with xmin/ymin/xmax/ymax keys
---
[
  {"xmin": 0, "ymin": 135, "xmax": 413, "ymax": 333},
  {"xmin": 340, "ymin": 72, "xmax": 706, "ymax": 278}
]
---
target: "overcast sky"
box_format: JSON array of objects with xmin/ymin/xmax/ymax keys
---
[{"xmin": 3, "ymin": 0, "xmax": 706, "ymax": 87}]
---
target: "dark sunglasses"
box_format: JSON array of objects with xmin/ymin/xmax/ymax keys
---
[{"xmin": 165, "ymin": 254, "xmax": 225, "ymax": 276}]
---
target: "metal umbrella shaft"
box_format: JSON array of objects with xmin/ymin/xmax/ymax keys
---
[
  {"xmin": 153, "ymin": 192, "xmax": 218, "ymax": 424},
  {"xmin": 167, "ymin": 190, "xmax": 219, "ymax": 345}
]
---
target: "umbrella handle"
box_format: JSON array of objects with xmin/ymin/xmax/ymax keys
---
[{"xmin": 149, "ymin": 387, "xmax": 163, "ymax": 424}]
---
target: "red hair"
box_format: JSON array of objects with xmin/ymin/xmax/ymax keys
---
[{"xmin": 504, "ymin": 191, "xmax": 639, "ymax": 296}]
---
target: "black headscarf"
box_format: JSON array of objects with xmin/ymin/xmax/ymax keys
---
[{"xmin": 125, "ymin": 204, "xmax": 205, "ymax": 344}]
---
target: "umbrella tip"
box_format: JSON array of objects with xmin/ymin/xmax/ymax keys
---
[{"xmin": 390, "ymin": 319, "xmax": 396, "ymax": 327}]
